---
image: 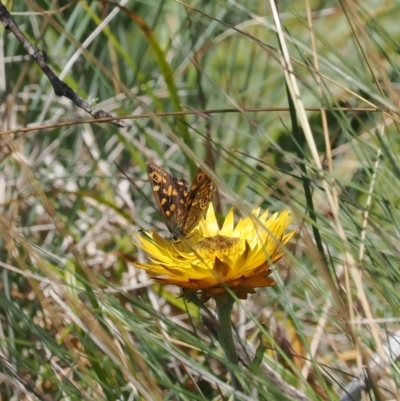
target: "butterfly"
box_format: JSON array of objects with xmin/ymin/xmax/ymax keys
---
[{"xmin": 145, "ymin": 161, "xmax": 215, "ymax": 240}]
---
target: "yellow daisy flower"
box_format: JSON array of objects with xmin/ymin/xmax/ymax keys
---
[{"xmin": 134, "ymin": 204, "xmax": 295, "ymax": 301}]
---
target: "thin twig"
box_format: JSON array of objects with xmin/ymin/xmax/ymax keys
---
[
  {"xmin": 0, "ymin": 106, "xmax": 390, "ymax": 137},
  {"xmin": 0, "ymin": 3, "xmax": 126, "ymax": 128}
]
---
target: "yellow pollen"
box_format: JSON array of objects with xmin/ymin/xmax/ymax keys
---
[{"xmin": 193, "ymin": 235, "xmax": 241, "ymax": 259}]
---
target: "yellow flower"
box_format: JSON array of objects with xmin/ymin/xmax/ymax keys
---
[{"xmin": 134, "ymin": 204, "xmax": 295, "ymax": 300}]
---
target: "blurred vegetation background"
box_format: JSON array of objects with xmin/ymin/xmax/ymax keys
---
[{"xmin": 1, "ymin": 0, "xmax": 400, "ymax": 400}]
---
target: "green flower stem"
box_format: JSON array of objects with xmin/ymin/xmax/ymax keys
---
[{"xmin": 215, "ymin": 295, "xmax": 241, "ymax": 392}]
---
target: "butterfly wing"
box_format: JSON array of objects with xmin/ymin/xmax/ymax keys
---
[
  {"xmin": 145, "ymin": 161, "xmax": 189, "ymax": 236},
  {"xmin": 183, "ymin": 162, "xmax": 215, "ymax": 235}
]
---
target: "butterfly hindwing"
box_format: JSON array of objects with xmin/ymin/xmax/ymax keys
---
[{"xmin": 183, "ymin": 163, "xmax": 215, "ymax": 234}]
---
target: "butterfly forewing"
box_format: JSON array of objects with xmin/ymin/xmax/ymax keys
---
[
  {"xmin": 146, "ymin": 160, "xmax": 215, "ymax": 239},
  {"xmin": 183, "ymin": 163, "xmax": 215, "ymax": 234},
  {"xmin": 146, "ymin": 161, "xmax": 187, "ymax": 236}
]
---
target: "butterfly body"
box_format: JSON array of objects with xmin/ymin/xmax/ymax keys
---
[{"xmin": 146, "ymin": 161, "xmax": 215, "ymax": 240}]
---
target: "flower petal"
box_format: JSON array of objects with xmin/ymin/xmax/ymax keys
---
[
  {"xmin": 202, "ymin": 203, "xmax": 219, "ymax": 236},
  {"xmin": 220, "ymin": 208, "xmax": 235, "ymax": 235}
]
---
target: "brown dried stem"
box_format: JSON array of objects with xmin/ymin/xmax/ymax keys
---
[{"xmin": 0, "ymin": 2, "xmax": 126, "ymax": 128}]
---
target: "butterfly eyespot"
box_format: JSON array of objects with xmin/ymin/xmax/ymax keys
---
[
  {"xmin": 150, "ymin": 172, "xmax": 161, "ymax": 183},
  {"xmin": 200, "ymin": 196, "xmax": 209, "ymax": 207}
]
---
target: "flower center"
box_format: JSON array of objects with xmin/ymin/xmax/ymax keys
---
[{"xmin": 193, "ymin": 235, "xmax": 241, "ymax": 260}]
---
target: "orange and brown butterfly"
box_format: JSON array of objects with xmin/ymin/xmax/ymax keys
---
[{"xmin": 145, "ymin": 161, "xmax": 215, "ymax": 240}]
